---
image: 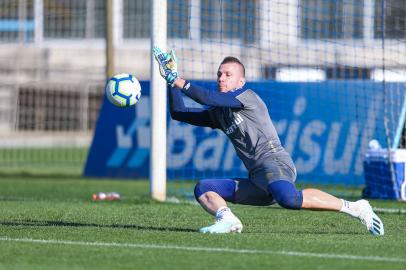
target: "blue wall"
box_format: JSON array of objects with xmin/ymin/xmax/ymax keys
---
[{"xmin": 84, "ymin": 81, "xmax": 404, "ymax": 185}]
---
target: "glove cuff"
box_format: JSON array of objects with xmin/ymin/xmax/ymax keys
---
[
  {"xmin": 181, "ymin": 80, "xmax": 190, "ymax": 90},
  {"xmin": 167, "ymin": 72, "xmax": 178, "ymax": 87}
]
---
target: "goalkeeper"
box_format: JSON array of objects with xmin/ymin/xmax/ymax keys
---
[{"xmin": 153, "ymin": 47, "xmax": 384, "ymax": 235}]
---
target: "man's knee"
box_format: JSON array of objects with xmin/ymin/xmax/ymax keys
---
[
  {"xmin": 275, "ymin": 192, "xmax": 303, "ymax": 210},
  {"xmin": 194, "ymin": 180, "xmax": 209, "ymax": 201},
  {"xmin": 268, "ymin": 180, "xmax": 303, "ymax": 210},
  {"xmin": 194, "ymin": 179, "xmax": 236, "ymax": 202}
]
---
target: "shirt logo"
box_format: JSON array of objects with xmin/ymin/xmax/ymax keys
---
[{"xmin": 225, "ymin": 113, "xmax": 244, "ymax": 135}]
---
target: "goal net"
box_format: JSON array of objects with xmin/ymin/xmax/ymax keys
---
[
  {"xmin": 162, "ymin": 0, "xmax": 406, "ymax": 199},
  {"xmin": 0, "ymin": 0, "xmax": 405, "ymax": 200}
]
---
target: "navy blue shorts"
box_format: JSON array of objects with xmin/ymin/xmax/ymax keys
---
[{"xmin": 235, "ymin": 157, "xmax": 297, "ymax": 206}]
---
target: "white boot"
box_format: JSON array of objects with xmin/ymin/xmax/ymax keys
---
[
  {"xmin": 343, "ymin": 199, "xmax": 385, "ymax": 236},
  {"xmin": 199, "ymin": 207, "xmax": 243, "ymax": 234}
]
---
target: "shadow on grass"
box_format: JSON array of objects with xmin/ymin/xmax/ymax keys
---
[
  {"xmin": 0, "ymin": 220, "xmax": 196, "ymax": 233},
  {"xmin": 0, "ymin": 220, "xmax": 364, "ymax": 235},
  {"xmin": 246, "ymin": 228, "xmax": 365, "ymax": 235}
]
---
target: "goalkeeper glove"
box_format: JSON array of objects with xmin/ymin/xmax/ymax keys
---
[{"xmin": 152, "ymin": 46, "xmax": 178, "ymax": 87}]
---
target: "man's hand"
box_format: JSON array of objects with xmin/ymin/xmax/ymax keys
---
[{"xmin": 152, "ymin": 46, "xmax": 178, "ymax": 87}]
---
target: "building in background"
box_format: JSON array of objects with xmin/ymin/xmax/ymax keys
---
[
  {"xmin": 0, "ymin": 0, "xmax": 404, "ymax": 177},
  {"xmin": 1, "ymin": 0, "xmax": 405, "ymax": 83}
]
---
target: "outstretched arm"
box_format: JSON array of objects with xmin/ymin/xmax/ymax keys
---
[
  {"xmin": 173, "ymin": 78, "xmax": 243, "ymax": 108},
  {"xmin": 169, "ymin": 87, "xmax": 217, "ymax": 128}
]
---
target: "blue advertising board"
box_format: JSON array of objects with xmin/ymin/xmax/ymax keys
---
[{"xmin": 84, "ymin": 81, "xmax": 405, "ymax": 185}]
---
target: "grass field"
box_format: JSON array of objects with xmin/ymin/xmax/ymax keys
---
[
  {"xmin": 1, "ymin": 175, "xmax": 406, "ymax": 270},
  {"xmin": 0, "ymin": 148, "xmax": 88, "ymax": 175}
]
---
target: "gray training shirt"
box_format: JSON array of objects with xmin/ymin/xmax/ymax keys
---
[{"xmin": 208, "ymin": 89, "xmax": 296, "ymax": 181}]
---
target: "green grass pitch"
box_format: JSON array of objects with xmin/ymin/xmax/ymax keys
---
[{"xmin": 0, "ymin": 175, "xmax": 405, "ymax": 270}]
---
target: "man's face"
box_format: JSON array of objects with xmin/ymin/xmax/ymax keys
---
[{"xmin": 217, "ymin": 62, "xmax": 246, "ymax": 93}]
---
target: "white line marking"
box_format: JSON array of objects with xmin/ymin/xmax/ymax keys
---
[
  {"xmin": 0, "ymin": 236, "xmax": 405, "ymax": 263},
  {"xmin": 373, "ymin": 207, "xmax": 406, "ymax": 214}
]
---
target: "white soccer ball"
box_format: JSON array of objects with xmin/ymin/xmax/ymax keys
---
[{"xmin": 105, "ymin": 73, "xmax": 141, "ymax": 107}]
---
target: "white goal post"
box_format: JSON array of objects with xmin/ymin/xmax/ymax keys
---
[{"xmin": 150, "ymin": 0, "xmax": 168, "ymax": 201}]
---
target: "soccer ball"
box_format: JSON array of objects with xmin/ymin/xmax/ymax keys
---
[{"xmin": 105, "ymin": 73, "xmax": 141, "ymax": 107}]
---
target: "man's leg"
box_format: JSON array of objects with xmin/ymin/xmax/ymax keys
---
[
  {"xmin": 194, "ymin": 178, "xmax": 273, "ymax": 233},
  {"xmin": 303, "ymin": 188, "xmax": 384, "ymax": 235},
  {"xmin": 194, "ymin": 179, "xmax": 243, "ymax": 233},
  {"xmin": 197, "ymin": 191, "xmax": 227, "ymax": 214},
  {"xmin": 195, "ymin": 183, "xmax": 230, "ymax": 215},
  {"xmin": 301, "ymin": 188, "xmax": 343, "ymax": 210},
  {"xmin": 268, "ymin": 180, "xmax": 385, "ymax": 235}
]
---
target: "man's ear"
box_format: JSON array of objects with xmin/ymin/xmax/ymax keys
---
[{"xmin": 239, "ymin": 77, "xmax": 246, "ymax": 88}]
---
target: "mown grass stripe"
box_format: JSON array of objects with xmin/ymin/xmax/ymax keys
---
[{"xmin": 1, "ymin": 236, "xmax": 405, "ymax": 263}]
